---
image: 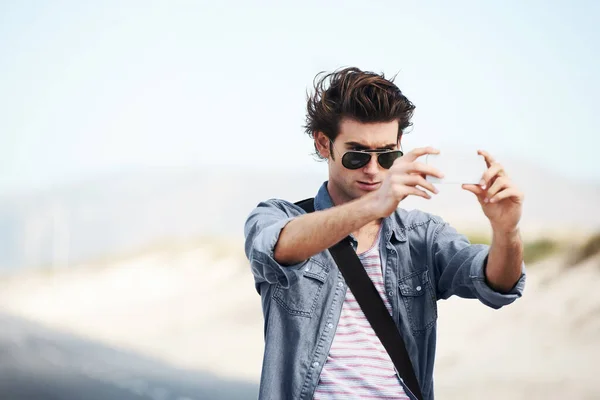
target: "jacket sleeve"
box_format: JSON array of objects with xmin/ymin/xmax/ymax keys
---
[
  {"xmin": 244, "ymin": 199, "xmax": 309, "ymax": 290},
  {"xmin": 431, "ymin": 221, "xmax": 526, "ymax": 309}
]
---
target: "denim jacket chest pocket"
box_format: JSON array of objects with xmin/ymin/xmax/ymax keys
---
[
  {"xmin": 272, "ymin": 257, "xmax": 329, "ymax": 318},
  {"xmin": 398, "ymin": 268, "xmax": 438, "ymax": 335}
]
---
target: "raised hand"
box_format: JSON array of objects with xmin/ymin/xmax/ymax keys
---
[
  {"xmin": 462, "ymin": 150, "xmax": 524, "ymax": 234},
  {"xmin": 370, "ymin": 147, "xmax": 444, "ymax": 218}
]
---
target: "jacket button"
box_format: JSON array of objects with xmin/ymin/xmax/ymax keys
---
[{"xmin": 313, "ymin": 362, "xmax": 319, "ymax": 367}]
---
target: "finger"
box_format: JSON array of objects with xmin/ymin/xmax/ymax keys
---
[
  {"xmin": 406, "ymin": 186, "xmax": 432, "ymax": 200},
  {"xmin": 485, "ymin": 177, "xmax": 510, "ymax": 200},
  {"xmin": 402, "ymin": 146, "xmax": 440, "ymax": 162},
  {"xmin": 394, "ymin": 184, "xmax": 432, "ymax": 200},
  {"xmin": 399, "ymin": 174, "xmax": 439, "ymax": 194},
  {"xmin": 489, "ymin": 188, "xmax": 524, "ymax": 204},
  {"xmin": 402, "ymin": 161, "xmax": 444, "ymax": 179},
  {"xmin": 480, "ymin": 162, "xmax": 505, "ymax": 189},
  {"xmin": 462, "ymin": 184, "xmax": 485, "ymax": 197},
  {"xmin": 477, "ymin": 149, "xmax": 496, "ymax": 168}
]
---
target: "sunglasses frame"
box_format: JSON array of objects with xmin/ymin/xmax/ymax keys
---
[
  {"xmin": 328, "ymin": 139, "xmax": 403, "ymax": 170},
  {"xmin": 341, "ymin": 149, "xmax": 404, "ymax": 170}
]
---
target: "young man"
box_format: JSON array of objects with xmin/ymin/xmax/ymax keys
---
[{"xmin": 244, "ymin": 67, "xmax": 526, "ymax": 400}]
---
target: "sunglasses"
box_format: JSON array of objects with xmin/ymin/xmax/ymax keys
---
[{"xmin": 338, "ymin": 147, "xmax": 404, "ymax": 169}]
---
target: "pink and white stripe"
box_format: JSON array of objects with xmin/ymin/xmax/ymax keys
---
[{"xmin": 313, "ymin": 233, "xmax": 409, "ymax": 400}]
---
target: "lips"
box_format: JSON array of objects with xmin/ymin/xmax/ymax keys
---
[{"xmin": 357, "ymin": 181, "xmax": 381, "ymax": 191}]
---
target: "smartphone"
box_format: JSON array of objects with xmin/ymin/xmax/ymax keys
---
[{"xmin": 424, "ymin": 151, "xmax": 487, "ymax": 184}]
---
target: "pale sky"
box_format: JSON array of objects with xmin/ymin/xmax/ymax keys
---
[{"xmin": 1, "ymin": 0, "xmax": 598, "ymax": 196}]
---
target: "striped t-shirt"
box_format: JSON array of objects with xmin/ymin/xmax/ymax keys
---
[{"xmin": 313, "ymin": 229, "xmax": 409, "ymax": 400}]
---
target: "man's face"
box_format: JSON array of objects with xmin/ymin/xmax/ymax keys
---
[{"xmin": 316, "ymin": 118, "xmax": 401, "ymax": 204}]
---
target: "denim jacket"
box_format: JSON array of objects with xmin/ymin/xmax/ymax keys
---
[{"xmin": 244, "ymin": 182, "xmax": 526, "ymax": 400}]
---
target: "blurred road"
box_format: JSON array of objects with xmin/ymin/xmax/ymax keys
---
[{"xmin": 0, "ymin": 313, "xmax": 258, "ymax": 400}]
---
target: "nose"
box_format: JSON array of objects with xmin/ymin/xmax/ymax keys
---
[{"xmin": 363, "ymin": 154, "xmax": 380, "ymax": 175}]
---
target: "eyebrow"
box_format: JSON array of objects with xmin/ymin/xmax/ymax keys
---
[{"xmin": 345, "ymin": 141, "xmax": 397, "ymax": 150}]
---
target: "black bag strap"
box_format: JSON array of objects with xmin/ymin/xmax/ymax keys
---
[{"xmin": 295, "ymin": 198, "xmax": 423, "ymax": 400}]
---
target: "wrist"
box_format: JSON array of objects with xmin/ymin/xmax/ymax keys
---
[
  {"xmin": 492, "ymin": 227, "xmax": 521, "ymax": 243},
  {"xmin": 359, "ymin": 191, "xmax": 385, "ymax": 220}
]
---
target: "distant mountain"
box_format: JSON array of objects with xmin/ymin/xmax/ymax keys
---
[{"xmin": 1, "ymin": 158, "xmax": 598, "ymax": 270}]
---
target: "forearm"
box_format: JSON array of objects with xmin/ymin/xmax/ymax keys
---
[
  {"xmin": 485, "ymin": 228, "xmax": 523, "ymax": 293},
  {"xmin": 274, "ymin": 194, "xmax": 379, "ymax": 265}
]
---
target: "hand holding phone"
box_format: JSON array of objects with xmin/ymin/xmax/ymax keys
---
[{"xmin": 424, "ymin": 150, "xmax": 487, "ymax": 184}]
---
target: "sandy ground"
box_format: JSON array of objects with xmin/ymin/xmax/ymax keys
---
[{"xmin": 0, "ymin": 242, "xmax": 599, "ymax": 399}]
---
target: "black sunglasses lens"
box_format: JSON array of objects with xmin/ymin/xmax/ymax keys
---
[
  {"xmin": 378, "ymin": 151, "xmax": 403, "ymax": 169},
  {"xmin": 342, "ymin": 152, "xmax": 371, "ymax": 169}
]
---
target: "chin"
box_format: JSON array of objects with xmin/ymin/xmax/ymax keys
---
[{"xmin": 348, "ymin": 188, "xmax": 367, "ymax": 199}]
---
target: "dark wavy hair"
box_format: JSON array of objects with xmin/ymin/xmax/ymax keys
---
[{"xmin": 304, "ymin": 67, "xmax": 415, "ymax": 160}]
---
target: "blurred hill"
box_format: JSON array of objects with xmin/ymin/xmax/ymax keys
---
[{"xmin": 1, "ymin": 155, "xmax": 599, "ymax": 270}]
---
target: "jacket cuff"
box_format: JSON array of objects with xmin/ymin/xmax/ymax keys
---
[
  {"xmin": 470, "ymin": 248, "xmax": 526, "ymax": 309},
  {"xmin": 252, "ymin": 217, "xmax": 308, "ymax": 288}
]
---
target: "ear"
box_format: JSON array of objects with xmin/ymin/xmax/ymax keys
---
[{"xmin": 314, "ymin": 132, "xmax": 331, "ymax": 159}]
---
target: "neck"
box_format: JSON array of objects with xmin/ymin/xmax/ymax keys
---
[{"xmin": 326, "ymin": 180, "xmax": 350, "ymax": 207}]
